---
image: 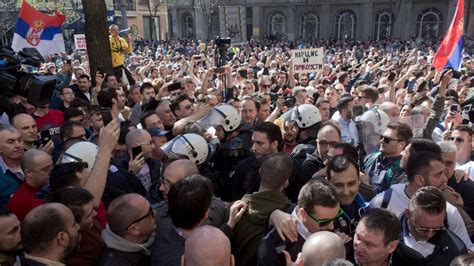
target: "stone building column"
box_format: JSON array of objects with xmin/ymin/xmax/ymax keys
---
[
  {"xmin": 171, "ymin": 7, "xmax": 179, "ymax": 39},
  {"xmin": 320, "ymin": 4, "xmax": 331, "ymax": 39},
  {"xmin": 252, "ymin": 6, "xmax": 263, "ymax": 40},
  {"xmin": 240, "ymin": 6, "xmax": 247, "ymax": 42},
  {"xmin": 360, "ymin": 2, "xmax": 373, "ymax": 39},
  {"xmin": 287, "ymin": 5, "xmax": 296, "ymax": 40}
]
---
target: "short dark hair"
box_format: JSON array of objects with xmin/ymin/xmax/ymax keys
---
[
  {"xmin": 387, "ymin": 121, "xmax": 413, "ymax": 142},
  {"xmin": 78, "ymin": 74, "xmax": 90, "ymax": 81},
  {"xmin": 331, "ymin": 143, "xmax": 358, "ymax": 162},
  {"xmin": 406, "ymin": 151, "xmax": 443, "ymax": 182},
  {"xmin": 21, "ymin": 205, "xmax": 68, "ymax": 253},
  {"xmin": 104, "ymin": 74, "xmax": 116, "ymax": 83},
  {"xmin": 360, "ymin": 208, "xmax": 400, "ymax": 246},
  {"xmin": 140, "ymin": 82, "xmax": 154, "ymax": 94},
  {"xmin": 409, "ymin": 186, "xmax": 446, "ymax": 215},
  {"xmin": 48, "ymin": 187, "xmax": 94, "ymax": 224},
  {"xmin": 409, "ymin": 138, "xmax": 441, "ymax": 155},
  {"xmin": 64, "ymin": 107, "xmax": 84, "ymax": 122},
  {"xmin": 326, "ymin": 155, "xmax": 360, "ymax": 181},
  {"xmin": 97, "ymin": 87, "xmax": 118, "ymax": 108},
  {"xmin": 70, "ymin": 98, "xmax": 90, "ymax": 109},
  {"xmin": 170, "ymin": 94, "xmax": 193, "ymax": 116},
  {"xmin": 168, "ymin": 175, "xmax": 213, "ymax": 230},
  {"xmin": 336, "ymin": 95, "xmax": 354, "ymax": 111},
  {"xmin": 359, "ymin": 85, "xmax": 379, "ymax": 103},
  {"xmin": 455, "ymin": 125, "xmax": 473, "ymax": 140},
  {"xmin": 60, "ymin": 120, "xmax": 83, "ymax": 142},
  {"xmin": 259, "ymin": 153, "xmax": 293, "ymax": 190},
  {"xmin": 253, "ymin": 122, "xmax": 283, "ymax": 152},
  {"xmin": 298, "ymin": 179, "xmax": 339, "ymax": 211},
  {"xmin": 50, "ymin": 162, "xmax": 88, "ymax": 192},
  {"xmin": 317, "ymin": 121, "xmax": 342, "ymax": 140},
  {"xmin": 140, "ymin": 110, "xmax": 158, "ymax": 130}
]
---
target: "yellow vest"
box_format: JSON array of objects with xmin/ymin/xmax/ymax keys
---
[{"xmin": 109, "ymin": 35, "xmax": 131, "ymax": 67}]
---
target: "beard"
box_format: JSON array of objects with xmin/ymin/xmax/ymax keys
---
[{"xmin": 62, "ymin": 232, "xmax": 81, "ymax": 261}]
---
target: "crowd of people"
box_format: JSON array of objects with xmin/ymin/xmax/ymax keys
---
[{"xmin": 0, "ymin": 23, "xmax": 473, "ymax": 266}]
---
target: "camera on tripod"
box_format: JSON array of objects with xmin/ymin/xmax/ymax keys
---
[
  {"xmin": 0, "ymin": 47, "xmax": 56, "ymax": 107},
  {"xmin": 215, "ymin": 36, "xmax": 231, "ymax": 46}
]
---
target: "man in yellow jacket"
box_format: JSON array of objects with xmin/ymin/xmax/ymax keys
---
[{"xmin": 109, "ymin": 24, "xmax": 135, "ymax": 85}]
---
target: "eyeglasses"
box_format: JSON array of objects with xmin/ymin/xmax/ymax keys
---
[
  {"xmin": 135, "ymin": 141, "xmax": 153, "ymax": 146},
  {"xmin": 448, "ymin": 137, "xmax": 465, "ymax": 144},
  {"xmin": 415, "ymin": 226, "xmax": 446, "ymax": 233},
  {"xmin": 183, "ymin": 104, "xmax": 193, "ymax": 110},
  {"xmin": 317, "ymin": 140, "xmax": 339, "ymax": 147},
  {"xmin": 304, "ymin": 208, "xmax": 344, "ymax": 227},
  {"xmin": 261, "ymin": 84, "xmax": 271, "ymax": 88},
  {"xmin": 160, "ymin": 176, "xmax": 174, "ymax": 188},
  {"xmin": 380, "ymin": 135, "xmax": 401, "ymax": 144},
  {"xmin": 119, "ymin": 206, "xmax": 154, "ymax": 231}
]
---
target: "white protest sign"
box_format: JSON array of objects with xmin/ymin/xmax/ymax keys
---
[
  {"xmin": 74, "ymin": 34, "xmax": 87, "ymax": 50},
  {"xmin": 291, "ymin": 48, "xmax": 324, "ymax": 74}
]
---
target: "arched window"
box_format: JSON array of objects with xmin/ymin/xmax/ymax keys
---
[
  {"xmin": 268, "ymin": 12, "xmax": 286, "ymax": 35},
  {"xmin": 416, "ymin": 8, "xmax": 443, "ymax": 39},
  {"xmin": 335, "ymin": 10, "xmax": 356, "ymax": 39},
  {"xmin": 300, "ymin": 12, "xmax": 319, "ymax": 39},
  {"xmin": 182, "ymin": 12, "xmax": 194, "ymax": 38},
  {"xmin": 374, "ymin": 9, "xmax": 393, "ymax": 40}
]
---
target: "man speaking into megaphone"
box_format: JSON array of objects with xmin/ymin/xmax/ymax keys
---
[{"xmin": 109, "ymin": 24, "xmax": 136, "ymax": 86}]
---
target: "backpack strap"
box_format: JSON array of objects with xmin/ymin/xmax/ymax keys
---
[{"xmin": 381, "ymin": 188, "xmax": 393, "ymax": 209}]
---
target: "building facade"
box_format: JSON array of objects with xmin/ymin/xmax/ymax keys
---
[{"xmin": 166, "ymin": 0, "xmax": 474, "ymax": 42}]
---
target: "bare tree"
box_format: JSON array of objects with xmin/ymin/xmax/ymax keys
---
[
  {"xmin": 81, "ymin": 0, "xmax": 113, "ymax": 76},
  {"xmin": 195, "ymin": 0, "xmax": 218, "ymax": 40},
  {"xmin": 146, "ymin": 0, "xmax": 161, "ymax": 39}
]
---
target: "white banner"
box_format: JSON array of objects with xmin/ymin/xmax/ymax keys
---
[
  {"xmin": 74, "ymin": 34, "xmax": 87, "ymax": 50},
  {"xmin": 291, "ymin": 48, "xmax": 324, "ymax": 74}
]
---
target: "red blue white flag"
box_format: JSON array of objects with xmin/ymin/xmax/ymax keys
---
[
  {"xmin": 11, "ymin": 0, "xmax": 66, "ymax": 57},
  {"xmin": 433, "ymin": 0, "xmax": 464, "ymax": 71}
]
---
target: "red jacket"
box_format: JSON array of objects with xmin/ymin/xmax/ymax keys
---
[{"xmin": 7, "ymin": 181, "xmax": 107, "ymax": 227}]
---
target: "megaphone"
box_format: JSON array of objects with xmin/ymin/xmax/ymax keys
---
[{"xmin": 119, "ymin": 24, "xmax": 138, "ymax": 37}]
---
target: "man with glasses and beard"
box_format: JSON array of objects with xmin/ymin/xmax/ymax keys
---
[
  {"xmin": 20, "ymin": 203, "xmax": 81, "ymax": 265},
  {"xmin": 401, "ymin": 186, "xmax": 467, "ymax": 264},
  {"xmin": 364, "ymin": 121, "xmax": 413, "ymax": 193},
  {"xmin": 0, "ymin": 207, "xmax": 22, "ymax": 265},
  {"xmin": 258, "ymin": 179, "xmax": 342, "ymax": 266},
  {"xmin": 100, "ymin": 193, "xmax": 156, "ymax": 265}
]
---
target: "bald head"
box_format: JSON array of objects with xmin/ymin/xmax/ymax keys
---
[
  {"xmin": 20, "ymin": 149, "xmax": 50, "ymax": 171},
  {"xmin": 107, "ymin": 193, "xmax": 147, "ymax": 235},
  {"xmin": 182, "ymin": 225, "xmax": 234, "ymax": 266},
  {"xmin": 165, "ymin": 159, "xmax": 199, "ymax": 181},
  {"xmin": 125, "ymin": 129, "xmax": 151, "ymax": 149},
  {"xmin": 379, "ymin": 102, "xmax": 400, "ymax": 120},
  {"xmin": 302, "ymin": 231, "xmax": 346, "ymax": 266}
]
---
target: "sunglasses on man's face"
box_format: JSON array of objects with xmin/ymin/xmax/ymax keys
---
[
  {"xmin": 305, "ymin": 208, "xmax": 344, "ymax": 227},
  {"xmin": 380, "ymin": 135, "xmax": 401, "ymax": 144},
  {"xmin": 415, "ymin": 226, "xmax": 446, "ymax": 233},
  {"xmin": 448, "ymin": 137, "xmax": 464, "ymax": 144}
]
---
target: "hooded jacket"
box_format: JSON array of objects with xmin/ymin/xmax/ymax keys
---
[
  {"xmin": 99, "ymin": 225, "xmax": 154, "ymax": 266},
  {"xmin": 232, "ymin": 190, "xmax": 292, "ymax": 266}
]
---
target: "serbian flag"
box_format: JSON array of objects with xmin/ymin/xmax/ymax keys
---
[
  {"xmin": 11, "ymin": 0, "xmax": 66, "ymax": 57},
  {"xmin": 433, "ymin": 0, "xmax": 464, "ymax": 71}
]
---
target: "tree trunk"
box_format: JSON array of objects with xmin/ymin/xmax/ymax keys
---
[{"xmin": 81, "ymin": 0, "xmax": 113, "ymax": 77}]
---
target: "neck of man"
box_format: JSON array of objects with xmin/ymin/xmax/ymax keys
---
[
  {"xmin": 0, "ymin": 252, "xmax": 17, "ymax": 265},
  {"xmin": 258, "ymin": 185, "xmax": 282, "ymax": 193},
  {"xmin": 404, "ymin": 182, "xmax": 418, "ymax": 198},
  {"xmin": 23, "ymin": 141, "xmax": 35, "ymax": 150},
  {"xmin": 123, "ymin": 233, "xmax": 151, "ymax": 244},
  {"xmin": 382, "ymin": 151, "xmax": 400, "ymax": 158},
  {"xmin": 63, "ymin": 101, "xmax": 70, "ymax": 108},
  {"xmin": 111, "ymin": 106, "xmax": 120, "ymax": 119},
  {"xmin": 3, "ymin": 156, "xmax": 20, "ymax": 170},
  {"xmin": 176, "ymin": 227, "xmax": 196, "ymax": 239},
  {"xmin": 28, "ymin": 249, "xmax": 64, "ymax": 264},
  {"xmin": 362, "ymin": 257, "xmax": 390, "ymax": 266}
]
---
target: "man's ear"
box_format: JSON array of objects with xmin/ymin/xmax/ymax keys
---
[
  {"xmin": 414, "ymin": 174, "xmax": 425, "ymax": 187},
  {"xmin": 387, "ymin": 240, "xmax": 398, "ymax": 254},
  {"xmin": 271, "ymin": 140, "xmax": 278, "ymax": 152},
  {"xmin": 230, "ymin": 254, "xmax": 235, "ymax": 266},
  {"xmin": 181, "ymin": 255, "xmax": 186, "ymax": 266}
]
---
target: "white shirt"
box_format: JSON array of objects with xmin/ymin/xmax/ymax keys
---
[
  {"xmin": 403, "ymin": 234, "xmax": 435, "ymax": 257},
  {"xmin": 457, "ymin": 161, "xmax": 474, "ymax": 181},
  {"xmin": 370, "ymin": 183, "xmax": 474, "ymax": 250}
]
